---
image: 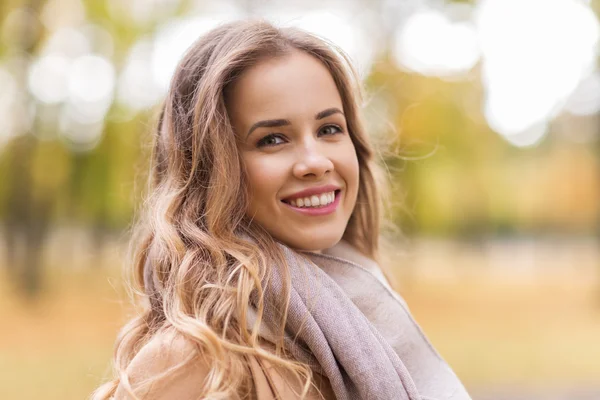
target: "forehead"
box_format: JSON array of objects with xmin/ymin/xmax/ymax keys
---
[{"xmin": 226, "ymin": 50, "xmax": 343, "ymax": 127}]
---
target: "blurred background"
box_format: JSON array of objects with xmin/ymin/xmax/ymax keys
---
[{"xmin": 0, "ymin": 0, "xmax": 599, "ymax": 399}]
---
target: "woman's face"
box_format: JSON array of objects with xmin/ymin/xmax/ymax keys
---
[{"xmin": 226, "ymin": 50, "xmax": 359, "ymax": 252}]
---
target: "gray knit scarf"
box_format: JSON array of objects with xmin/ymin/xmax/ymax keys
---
[{"xmin": 248, "ymin": 241, "xmax": 472, "ymax": 400}]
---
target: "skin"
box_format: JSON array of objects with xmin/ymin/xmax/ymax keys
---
[{"xmin": 226, "ymin": 49, "xmax": 359, "ymax": 252}]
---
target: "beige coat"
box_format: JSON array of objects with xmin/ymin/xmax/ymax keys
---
[
  {"xmin": 112, "ymin": 328, "xmax": 335, "ymax": 399},
  {"xmin": 113, "ymin": 241, "xmax": 468, "ymax": 399}
]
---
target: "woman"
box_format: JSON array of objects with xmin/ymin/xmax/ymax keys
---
[{"xmin": 93, "ymin": 19, "xmax": 472, "ymax": 400}]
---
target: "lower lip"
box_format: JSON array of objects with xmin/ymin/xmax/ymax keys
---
[{"xmin": 281, "ymin": 190, "xmax": 341, "ymax": 216}]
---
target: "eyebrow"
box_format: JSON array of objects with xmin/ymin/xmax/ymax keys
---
[{"xmin": 246, "ymin": 107, "xmax": 344, "ymax": 138}]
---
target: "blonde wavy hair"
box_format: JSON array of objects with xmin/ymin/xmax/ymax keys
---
[{"xmin": 93, "ymin": 19, "xmax": 391, "ymax": 399}]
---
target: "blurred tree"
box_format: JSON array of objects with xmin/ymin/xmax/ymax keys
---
[
  {"xmin": 1, "ymin": 0, "xmax": 52, "ymax": 298},
  {"xmin": 0, "ymin": 0, "xmax": 598, "ymax": 297}
]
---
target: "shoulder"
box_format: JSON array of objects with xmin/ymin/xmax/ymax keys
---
[{"xmin": 113, "ymin": 329, "xmax": 212, "ymax": 400}]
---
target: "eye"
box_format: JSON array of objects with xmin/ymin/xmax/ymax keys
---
[
  {"xmin": 256, "ymin": 133, "xmax": 286, "ymax": 148},
  {"xmin": 319, "ymin": 124, "xmax": 343, "ymax": 136}
]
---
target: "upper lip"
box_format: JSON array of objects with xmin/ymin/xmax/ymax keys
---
[{"xmin": 281, "ymin": 184, "xmax": 341, "ymax": 202}]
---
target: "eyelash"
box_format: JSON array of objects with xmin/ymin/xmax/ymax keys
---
[{"xmin": 256, "ymin": 124, "xmax": 344, "ymax": 148}]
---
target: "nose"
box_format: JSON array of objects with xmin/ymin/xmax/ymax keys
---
[{"xmin": 292, "ymin": 142, "xmax": 334, "ymax": 180}]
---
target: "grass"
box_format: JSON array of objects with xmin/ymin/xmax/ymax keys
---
[
  {"xmin": 398, "ymin": 274, "xmax": 600, "ymax": 389},
  {"xmin": 1, "ymin": 245, "xmax": 599, "ymax": 399},
  {"xmin": 0, "ymin": 267, "xmax": 133, "ymax": 400}
]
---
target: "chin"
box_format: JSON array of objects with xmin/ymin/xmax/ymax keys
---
[{"xmin": 282, "ymin": 232, "xmax": 343, "ymax": 253}]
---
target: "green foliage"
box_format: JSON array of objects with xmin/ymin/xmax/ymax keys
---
[{"xmin": 0, "ymin": 1, "xmax": 598, "ymax": 238}]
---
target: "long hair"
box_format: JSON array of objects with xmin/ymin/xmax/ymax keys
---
[{"xmin": 92, "ymin": 19, "xmax": 388, "ymax": 399}]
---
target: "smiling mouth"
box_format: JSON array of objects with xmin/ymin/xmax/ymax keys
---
[{"xmin": 281, "ymin": 189, "xmax": 341, "ymax": 208}]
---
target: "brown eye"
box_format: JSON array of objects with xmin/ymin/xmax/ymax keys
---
[{"xmin": 319, "ymin": 124, "xmax": 342, "ymax": 136}]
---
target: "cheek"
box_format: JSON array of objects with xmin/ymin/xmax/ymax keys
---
[
  {"xmin": 339, "ymin": 143, "xmax": 360, "ymax": 192},
  {"xmin": 243, "ymin": 156, "xmax": 285, "ymax": 208}
]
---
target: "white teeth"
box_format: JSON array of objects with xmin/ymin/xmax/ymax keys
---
[{"xmin": 286, "ymin": 191, "xmax": 336, "ymax": 208}]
